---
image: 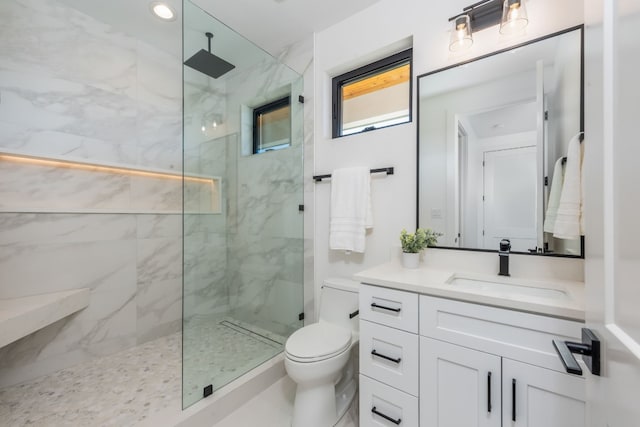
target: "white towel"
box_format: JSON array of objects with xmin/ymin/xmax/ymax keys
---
[
  {"xmin": 554, "ymin": 133, "xmax": 584, "ymax": 239},
  {"xmin": 543, "ymin": 157, "xmax": 565, "ymax": 233},
  {"xmin": 329, "ymin": 167, "xmax": 373, "ymax": 253}
]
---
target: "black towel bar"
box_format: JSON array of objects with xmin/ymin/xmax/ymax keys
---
[{"xmin": 313, "ymin": 167, "xmax": 394, "ymax": 182}]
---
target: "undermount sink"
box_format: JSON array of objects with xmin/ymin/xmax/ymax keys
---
[{"xmin": 445, "ymin": 274, "xmax": 569, "ymax": 300}]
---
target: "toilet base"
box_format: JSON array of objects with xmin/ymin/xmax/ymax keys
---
[
  {"xmin": 335, "ymin": 377, "xmax": 357, "ymax": 423},
  {"xmin": 291, "ymin": 381, "xmax": 336, "ymax": 427},
  {"xmin": 290, "ymin": 377, "xmax": 357, "ymax": 427}
]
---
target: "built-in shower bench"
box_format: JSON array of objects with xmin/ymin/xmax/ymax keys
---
[{"xmin": 0, "ymin": 288, "xmax": 90, "ymax": 348}]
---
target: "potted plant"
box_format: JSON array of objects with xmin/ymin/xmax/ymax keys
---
[{"xmin": 399, "ymin": 228, "xmax": 441, "ymax": 268}]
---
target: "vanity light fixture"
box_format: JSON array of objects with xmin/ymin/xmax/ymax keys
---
[
  {"xmin": 500, "ymin": 0, "xmax": 528, "ymax": 35},
  {"xmin": 150, "ymin": 2, "xmax": 176, "ymax": 21},
  {"xmin": 449, "ymin": 15, "xmax": 473, "ymax": 52},
  {"xmin": 448, "ymin": 0, "xmax": 529, "ymax": 51}
]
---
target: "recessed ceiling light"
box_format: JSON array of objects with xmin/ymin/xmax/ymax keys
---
[{"xmin": 150, "ymin": 2, "xmax": 176, "ymax": 21}]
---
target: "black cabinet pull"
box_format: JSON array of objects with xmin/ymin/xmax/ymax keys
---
[
  {"xmin": 371, "ymin": 303, "xmax": 401, "ymax": 313},
  {"xmin": 349, "ymin": 309, "xmax": 359, "ymax": 319},
  {"xmin": 371, "ymin": 349, "xmax": 402, "ymax": 364},
  {"xmin": 512, "ymin": 378, "xmax": 516, "ymax": 422},
  {"xmin": 372, "ymin": 406, "xmax": 402, "ymax": 425},
  {"xmin": 487, "ymin": 371, "xmax": 492, "ymax": 413}
]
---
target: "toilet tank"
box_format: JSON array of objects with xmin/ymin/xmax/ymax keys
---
[{"xmin": 319, "ymin": 277, "xmax": 360, "ymax": 332}]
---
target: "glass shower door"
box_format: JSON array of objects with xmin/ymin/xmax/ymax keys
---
[{"xmin": 182, "ymin": 0, "xmax": 304, "ymax": 409}]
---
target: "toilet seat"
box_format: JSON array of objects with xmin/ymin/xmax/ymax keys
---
[{"xmin": 285, "ymin": 323, "xmax": 351, "ymax": 363}]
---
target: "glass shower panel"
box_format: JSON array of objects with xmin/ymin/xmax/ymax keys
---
[{"xmin": 182, "ymin": 0, "xmax": 304, "ymax": 409}]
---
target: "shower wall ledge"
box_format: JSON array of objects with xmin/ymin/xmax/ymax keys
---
[{"xmin": 0, "ymin": 288, "xmax": 90, "ymax": 348}]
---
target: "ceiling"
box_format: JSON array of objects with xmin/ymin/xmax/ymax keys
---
[{"xmin": 59, "ymin": 0, "xmax": 383, "ymax": 57}]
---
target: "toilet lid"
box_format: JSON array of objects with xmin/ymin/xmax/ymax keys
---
[{"xmin": 285, "ymin": 323, "xmax": 351, "ymax": 361}]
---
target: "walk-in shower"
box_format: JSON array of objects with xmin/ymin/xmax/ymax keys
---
[
  {"xmin": 182, "ymin": 0, "xmax": 304, "ymax": 409},
  {"xmin": 0, "ymin": 0, "xmax": 304, "ymax": 423}
]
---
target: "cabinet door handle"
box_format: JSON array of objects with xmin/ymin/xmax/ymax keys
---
[
  {"xmin": 487, "ymin": 371, "xmax": 492, "ymax": 413},
  {"xmin": 512, "ymin": 378, "xmax": 517, "ymax": 422},
  {"xmin": 371, "ymin": 349, "xmax": 402, "ymax": 364},
  {"xmin": 371, "ymin": 303, "xmax": 401, "ymax": 313},
  {"xmin": 372, "ymin": 406, "xmax": 402, "ymax": 425}
]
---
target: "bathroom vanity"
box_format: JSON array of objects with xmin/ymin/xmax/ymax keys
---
[{"xmin": 355, "ymin": 260, "xmax": 586, "ymax": 427}]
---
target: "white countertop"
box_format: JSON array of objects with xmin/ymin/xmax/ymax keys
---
[
  {"xmin": 353, "ymin": 260, "xmax": 585, "ymax": 321},
  {"xmin": 0, "ymin": 288, "xmax": 90, "ymax": 348}
]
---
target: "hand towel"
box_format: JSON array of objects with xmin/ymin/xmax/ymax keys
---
[
  {"xmin": 543, "ymin": 157, "xmax": 565, "ymax": 233},
  {"xmin": 329, "ymin": 167, "xmax": 373, "ymax": 253},
  {"xmin": 554, "ymin": 133, "xmax": 584, "ymax": 239}
]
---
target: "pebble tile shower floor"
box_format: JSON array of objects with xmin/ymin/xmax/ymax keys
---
[{"xmin": 0, "ymin": 318, "xmax": 284, "ymax": 426}]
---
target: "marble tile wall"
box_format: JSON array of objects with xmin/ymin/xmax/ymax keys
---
[
  {"xmin": 182, "ymin": 71, "xmax": 233, "ymax": 321},
  {"xmin": 0, "ymin": 0, "xmax": 183, "ymax": 387},
  {"xmin": 222, "ymin": 42, "xmax": 312, "ymax": 336}
]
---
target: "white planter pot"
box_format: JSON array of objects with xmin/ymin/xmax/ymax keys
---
[{"xmin": 402, "ymin": 252, "xmax": 420, "ymax": 269}]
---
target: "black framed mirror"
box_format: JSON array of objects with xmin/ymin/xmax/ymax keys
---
[{"xmin": 417, "ymin": 26, "xmax": 584, "ymax": 257}]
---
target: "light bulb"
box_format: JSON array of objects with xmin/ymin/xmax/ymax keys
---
[
  {"xmin": 150, "ymin": 3, "xmax": 176, "ymax": 21},
  {"xmin": 500, "ymin": 0, "xmax": 528, "ymax": 35},
  {"xmin": 449, "ymin": 15, "xmax": 473, "ymax": 52}
]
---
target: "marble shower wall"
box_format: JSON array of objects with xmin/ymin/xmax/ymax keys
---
[
  {"xmin": 223, "ymin": 48, "xmax": 309, "ymax": 337},
  {"xmin": 0, "ymin": 0, "xmax": 182, "ymax": 387},
  {"xmin": 182, "ymin": 64, "xmax": 234, "ymax": 319}
]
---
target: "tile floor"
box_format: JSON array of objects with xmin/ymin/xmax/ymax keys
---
[
  {"xmin": 0, "ymin": 316, "xmax": 287, "ymax": 426},
  {"xmin": 212, "ymin": 375, "xmax": 359, "ymax": 427}
]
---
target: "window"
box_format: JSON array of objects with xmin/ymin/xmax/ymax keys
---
[
  {"xmin": 332, "ymin": 48, "xmax": 412, "ymax": 138},
  {"xmin": 253, "ymin": 96, "xmax": 291, "ymax": 154}
]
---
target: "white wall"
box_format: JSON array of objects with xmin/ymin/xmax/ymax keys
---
[{"xmin": 313, "ymin": 0, "xmax": 584, "ymax": 314}]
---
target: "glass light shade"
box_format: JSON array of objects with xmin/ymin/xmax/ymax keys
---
[
  {"xmin": 500, "ymin": 0, "xmax": 528, "ymax": 35},
  {"xmin": 449, "ymin": 15, "xmax": 473, "ymax": 52}
]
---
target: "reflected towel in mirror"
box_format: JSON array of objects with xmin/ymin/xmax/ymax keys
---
[
  {"xmin": 553, "ymin": 133, "xmax": 584, "ymax": 239},
  {"xmin": 544, "ymin": 157, "xmax": 565, "ymax": 233}
]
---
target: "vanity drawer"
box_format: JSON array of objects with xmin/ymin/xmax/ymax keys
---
[
  {"xmin": 360, "ymin": 319, "xmax": 419, "ymax": 396},
  {"xmin": 359, "ymin": 284, "xmax": 419, "ymax": 333},
  {"xmin": 360, "ymin": 374, "xmax": 419, "ymax": 427},
  {"xmin": 419, "ymin": 295, "xmax": 584, "ymax": 373}
]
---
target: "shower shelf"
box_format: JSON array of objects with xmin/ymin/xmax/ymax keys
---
[
  {"xmin": 0, "ymin": 149, "xmax": 223, "ymax": 214},
  {"xmin": 0, "ymin": 288, "xmax": 90, "ymax": 348}
]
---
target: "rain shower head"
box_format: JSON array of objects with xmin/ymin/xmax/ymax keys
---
[{"xmin": 184, "ymin": 32, "xmax": 235, "ymax": 79}]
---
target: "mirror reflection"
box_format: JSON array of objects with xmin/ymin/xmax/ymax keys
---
[{"xmin": 418, "ymin": 28, "xmax": 583, "ymax": 256}]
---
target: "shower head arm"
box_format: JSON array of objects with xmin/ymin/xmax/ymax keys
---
[{"xmin": 205, "ymin": 32, "xmax": 213, "ymax": 53}]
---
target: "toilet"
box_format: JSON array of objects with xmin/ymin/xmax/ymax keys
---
[{"xmin": 285, "ymin": 277, "xmax": 360, "ymax": 427}]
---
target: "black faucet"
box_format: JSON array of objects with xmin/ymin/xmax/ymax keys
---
[{"xmin": 499, "ymin": 239, "xmax": 511, "ymax": 277}]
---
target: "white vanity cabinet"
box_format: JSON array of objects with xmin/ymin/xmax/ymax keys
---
[
  {"xmin": 359, "ymin": 285, "xmax": 420, "ymax": 427},
  {"xmin": 420, "ymin": 338, "xmax": 586, "ymax": 427},
  {"xmin": 420, "ymin": 337, "xmax": 502, "ymax": 427},
  {"xmin": 358, "ymin": 283, "xmax": 587, "ymax": 427},
  {"xmin": 419, "ymin": 295, "xmax": 586, "ymax": 427},
  {"xmin": 502, "ymin": 358, "xmax": 585, "ymax": 427}
]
